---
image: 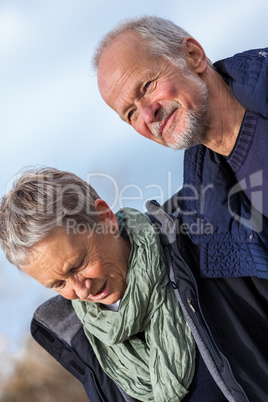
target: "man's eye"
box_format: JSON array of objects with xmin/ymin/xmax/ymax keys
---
[
  {"xmin": 144, "ymin": 81, "xmax": 152, "ymax": 90},
  {"xmin": 128, "ymin": 110, "xmax": 134, "ymax": 121}
]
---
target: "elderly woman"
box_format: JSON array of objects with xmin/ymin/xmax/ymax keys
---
[
  {"xmin": 1, "ymin": 168, "xmax": 266, "ymax": 402},
  {"xmin": 0, "ymin": 167, "xmax": 196, "ymax": 401}
]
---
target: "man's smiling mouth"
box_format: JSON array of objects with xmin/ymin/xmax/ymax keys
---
[
  {"xmin": 161, "ymin": 108, "xmax": 177, "ymax": 137},
  {"xmin": 151, "ymin": 105, "xmax": 178, "ymax": 140}
]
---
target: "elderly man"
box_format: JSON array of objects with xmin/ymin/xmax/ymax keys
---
[
  {"xmin": 92, "ymin": 15, "xmax": 268, "ymax": 282},
  {"xmin": 93, "ymin": 16, "xmax": 268, "ymax": 221}
]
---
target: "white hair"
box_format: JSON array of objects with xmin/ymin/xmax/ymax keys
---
[
  {"xmin": 0, "ymin": 168, "xmax": 101, "ymax": 267},
  {"xmin": 92, "ymin": 15, "xmax": 213, "ymax": 71}
]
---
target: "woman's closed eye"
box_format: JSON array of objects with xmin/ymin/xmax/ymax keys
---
[{"xmin": 54, "ymin": 280, "xmax": 66, "ymax": 290}]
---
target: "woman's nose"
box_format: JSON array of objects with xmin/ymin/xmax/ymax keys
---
[{"xmin": 72, "ymin": 276, "xmax": 92, "ymax": 300}]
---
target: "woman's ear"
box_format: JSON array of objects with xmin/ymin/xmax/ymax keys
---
[
  {"xmin": 182, "ymin": 37, "xmax": 207, "ymax": 74},
  {"xmin": 94, "ymin": 199, "xmax": 118, "ymax": 232}
]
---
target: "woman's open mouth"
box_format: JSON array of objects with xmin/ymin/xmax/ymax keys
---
[{"xmin": 91, "ymin": 281, "xmax": 110, "ymax": 301}]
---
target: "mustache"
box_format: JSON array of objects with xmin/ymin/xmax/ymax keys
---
[{"xmin": 151, "ymin": 102, "xmax": 179, "ymax": 139}]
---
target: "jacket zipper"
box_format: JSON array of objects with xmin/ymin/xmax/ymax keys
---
[
  {"xmin": 187, "ymin": 296, "xmax": 224, "ymax": 366},
  {"xmin": 186, "ymin": 297, "xmax": 223, "ymax": 367}
]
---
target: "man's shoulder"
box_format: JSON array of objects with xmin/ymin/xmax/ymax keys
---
[
  {"xmin": 214, "ymin": 47, "xmax": 268, "ymax": 77},
  {"xmin": 214, "ymin": 48, "xmax": 268, "ymax": 118}
]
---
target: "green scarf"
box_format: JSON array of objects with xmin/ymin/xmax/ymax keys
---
[{"xmin": 72, "ymin": 208, "xmax": 195, "ymax": 401}]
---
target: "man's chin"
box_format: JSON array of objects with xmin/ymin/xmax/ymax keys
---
[
  {"xmin": 164, "ymin": 131, "xmax": 187, "ymax": 150},
  {"xmin": 167, "ymin": 129, "xmax": 204, "ymax": 150}
]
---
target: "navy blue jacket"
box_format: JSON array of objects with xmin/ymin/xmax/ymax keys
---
[
  {"xmin": 177, "ymin": 48, "xmax": 268, "ymax": 280},
  {"xmin": 216, "ymin": 48, "xmax": 268, "ymax": 218}
]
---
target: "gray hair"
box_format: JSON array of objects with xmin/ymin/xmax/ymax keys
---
[
  {"xmin": 0, "ymin": 168, "xmax": 101, "ymax": 267},
  {"xmin": 92, "ymin": 15, "xmax": 213, "ymax": 71}
]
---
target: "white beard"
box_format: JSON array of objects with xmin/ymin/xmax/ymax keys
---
[{"xmin": 151, "ymin": 76, "xmax": 209, "ymax": 150}]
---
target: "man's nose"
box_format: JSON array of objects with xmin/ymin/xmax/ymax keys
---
[{"xmin": 139, "ymin": 101, "xmax": 160, "ymax": 124}]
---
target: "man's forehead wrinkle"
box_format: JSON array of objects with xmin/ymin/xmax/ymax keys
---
[{"xmin": 100, "ymin": 67, "xmax": 127, "ymax": 108}]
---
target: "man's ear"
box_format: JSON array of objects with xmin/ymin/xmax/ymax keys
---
[
  {"xmin": 182, "ymin": 37, "xmax": 207, "ymax": 74},
  {"xmin": 94, "ymin": 199, "xmax": 118, "ymax": 230}
]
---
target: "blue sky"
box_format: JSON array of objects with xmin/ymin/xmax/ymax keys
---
[{"xmin": 0, "ymin": 0, "xmax": 268, "ymax": 366}]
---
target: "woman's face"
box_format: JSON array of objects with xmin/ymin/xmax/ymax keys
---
[{"xmin": 20, "ymin": 201, "xmax": 131, "ymax": 305}]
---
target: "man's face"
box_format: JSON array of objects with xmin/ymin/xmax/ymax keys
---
[
  {"xmin": 97, "ymin": 32, "xmax": 209, "ymax": 149},
  {"xmin": 20, "ymin": 225, "xmax": 130, "ymax": 305}
]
